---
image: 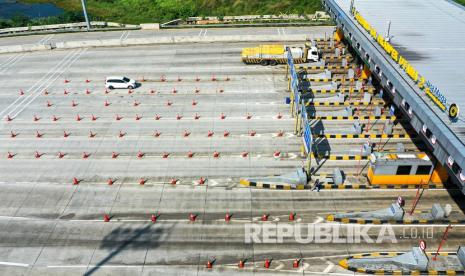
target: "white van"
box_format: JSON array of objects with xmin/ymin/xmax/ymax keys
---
[{"xmin": 105, "ymin": 76, "xmax": 137, "ymax": 89}]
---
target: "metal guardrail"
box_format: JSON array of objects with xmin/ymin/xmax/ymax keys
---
[{"xmin": 0, "ymin": 21, "xmax": 139, "ymax": 35}]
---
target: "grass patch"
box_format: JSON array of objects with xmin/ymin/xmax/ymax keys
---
[{"xmin": 20, "ymin": 0, "xmax": 323, "ymax": 24}]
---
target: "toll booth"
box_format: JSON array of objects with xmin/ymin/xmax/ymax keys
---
[{"xmin": 367, "ymin": 152, "xmax": 445, "ymax": 185}]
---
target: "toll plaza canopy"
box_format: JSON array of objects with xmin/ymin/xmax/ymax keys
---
[{"xmin": 324, "ymin": 0, "xmax": 465, "ymax": 190}]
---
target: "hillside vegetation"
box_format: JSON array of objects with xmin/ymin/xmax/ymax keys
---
[{"xmin": 22, "ymin": 0, "xmax": 323, "ymax": 24}]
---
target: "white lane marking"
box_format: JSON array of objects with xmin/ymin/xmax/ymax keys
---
[
  {"xmin": 10, "ymin": 49, "xmax": 86, "ymax": 118},
  {"xmin": 0, "ymin": 261, "xmax": 29, "ymax": 267},
  {"xmin": 299, "ymin": 262, "xmax": 310, "ymax": 271},
  {"xmin": 313, "ymin": 216, "xmax": 324, "ymax": 224},
  {"xmin": 203, "ymin": 29, "xmax": 208, "ymax": 37},
  {"xmin": 281, "ymin": 28, "xmax": 286, "ymax": 35},
  {"xmin": 323, "ymin": 261, "xmax": 334, "ymax": 273},
  {"xmin": 274, "ymin": 261, "xmax": 284, "ymax": 270},
  {"xmin": 0, "ymin": 50, "xmax": 75, "ymax": 118},
  {"xmin": 0, "ymin": 53, "xmax": 25, "ymax": 74},
  {"xmin": 37, "ymin": 34, "xmax": 54, "ymax": 45},
  {"xmin": 0, "ymin": 54, "xmax": 16, "ymax": 68},
  {"xmin": 119, "ymin": 31, "xmax": 128, "ymax": 40},
  {"xmin": 123, "ymin": 31, "xmax": 130, "ymax": 40},
  {"xmin": 198, "ymin": 29, "xmax": 204, "ymax": 37},
  {"xmin": 277, "ymin": 28, "xmax": 281, "ymax": 35}
]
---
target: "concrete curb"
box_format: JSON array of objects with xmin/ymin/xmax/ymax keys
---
[
  {"xmin": 339, "ymin": 252, "xmax": 465, "ymax": 275},
  {"xmin": 303, "ymin": 87, "xmax": 376, "ymax": 94},
  {"xmin": 0, "ymin": 34, "xmax": 310, "ymax": 55},
  {"xmin": 313, "ymin": 134, "xmax": 411, "ymax": 139}
]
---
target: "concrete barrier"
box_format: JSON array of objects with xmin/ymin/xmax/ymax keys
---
[
  {"xmin": 0, "ymin": 44, "xmax": 51, "ymax": 54},
  {"xmin": 1, "ymin": 34, "xmax": 308, "ymax": 54},
  {"xmin": 140, "ymin": 23, "xmax": 160, "ymax": 30},
  {"xmin": 53, "ymin": 34, "xmax": 308, "ymax": 50}
]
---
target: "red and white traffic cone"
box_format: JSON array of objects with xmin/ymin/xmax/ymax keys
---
[
  {"xmin": 223, "ymin": 130, "xmax": 230, "ymax": 137},
  {"xmin": 162, "ymin": 152, "xmax": 169, "ymax": 158},
  {"xmin": 135, "ymin": 114, "xmax": 142, "ymax": 121},
  {"xmin": 264, "ymin": 259, "xmax": 271, "ymax": 269},
  {"xmin": 261, "ymin": 214, "xmax": 269, "ymax": 221},
  {"xmin": 58, "ymin": 151, "xmax": 65, "ymax": 158},
  {"xmin": 103, "ymin": 214, "xmax": 110, "ymax": 222},
  {"xmin": 139, "ymin": 178, "xmax": 146, "ymax": 185},
  {"xmin": 293, "ymin": 259, "xmax": 300, "ymax": 268},
  {"xmin": 245, "ymin": 113, "xmax": 252, "ymax": 120},
  {"xmin": 52, "ymin": 115, "xmax": 58, "ymax": 121},
  {"xmin": 192, "ymin": 100, "xmax": 197, "ymax": 106},
  {"xmin": 220, "ymin": 113, "xmax": 226, "ymax": 120},
  {"xmin": 115, "ymin": 114, "xmax": 122, "ymax": 121},
  {"xmin": 277, "ymin": 113, "xmax": 283, "ymax": 119},
  {"xmin": 82, "ymin": 152, "xmax": 90, "ymax": 159},
  {"xmin": 225, "ymin": 213, "xmax": 232, "ymax": 222},
  {"xmin": 176, "ymin": 114, "xmax": 182, "ymax": 120},
  {"xmin": 63, "ymin": 131, "xmax": 69, "ymax": 138},
  {"xmin": 36, "ymin": 131, "xmax": 43, "ymax": 138},
  {"xmin": 76, "ymin": 114, "xmax": 82, "ymax": 121},
  {"xmin": 183, "ymin": 130, "xmax": 190, "ymax": 137},
  {"xmin": 154, "ymin": 114, "xmax": 161, "ymax": 120},
  {"xmin": 137, "ymin": 151, "xmax": 144, "ymax": 158},
  {"xmin": 71, "ymin": 100, "xmax": 77, "ymax": 107},
  {"xmin": 112, "ymin": 152, "xmax": 118, "ymax": 159},
  {"xmin": 241, "ymin": 151, "xmax": 249, "ymax": 158},
  {"xmin": 170, "ymin": 178, "xmax": 178, "ymax": 185},
  {"xmin": 289, "ymin": 212, "xmax": 295, "ymax": 221},
  {"xmin": 89, "ymin": 131, "xmax": 96, "ymax": 138},
  {"xmin": 107, "ymin": 178, "xmax": 115, "ymax": 185},
  {"xmin": 118, "ymin": 130, "xmax": 125, "ymax": 138},
  {"xmin": 213, "ymin": 151, "xmax": 220, "ymax": 158},
  {"xmin": 6, "ymin": 115, "xmax": 12, "ymax": 122},
  {"xmin": 46, "ymin": 101, "xmax": 52, "ymax": 107},
  {"xmin": 187, "ymin": 151, "xmax": 194, "ymax": 158},
  {"xmin": 73, "ymin": 177, "xmax": 79, "ymax": 185},
  {"xmin": 7, "ymin": 151, "xmax": 14, "ymax": 159},
  {"xmin": 154, "ymin": 130, "xmax": 161, "ymax": 137},
  {"xmin": 238, "ymin": 259, "xmax": 245, "ymax": 268},
  {"xmin": 194, "ymin": 113, "xmax": 200, "ymax": 120},
  {"xmin": 151, "ymin": 214, "xmax": 157, "ymax": 222},
  {"xmin": 274, "ymin": 151, "xmax": 281, "ymax": 158},
  {"xmin": 10, "ymin": 131, "xmax": 17, "ymax": 138},
  {"xmin": 198, "ymin": 177, "xmax": 206, "ymax": 185},
  {"xmin": 207, "ymin": 130, "xmax": 214, "ymax": 137},
  {"xmin": 91, "ymin": 114, "xmax": 97, "ymax": 121},
  {"xmin": 189, "ymin": 213, "xmax": 196, "ymax": 222},
  {"xmin": 104, "ymin": 100, "xmax": 110, "ymax": 107},
  {"xmin": 19, "ymin": 89, "xmax": 24, "ymax": 95}
]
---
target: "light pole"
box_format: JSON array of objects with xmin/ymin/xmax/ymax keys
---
[{"xmin": 81, "ymin": 0, "xmax": 91, "ymax": 31}]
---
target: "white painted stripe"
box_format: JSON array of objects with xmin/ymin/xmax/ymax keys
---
[
  {"xmin": 0, "ymin": 50, "xmax": 76, "ymax": 119},
  {"xmin": 323, "ymin": 261, "xmax": 334, "ymax": 273},
  {"xmin": 0, "ymin": 261, "xmax": 29, "ymax": 267}
]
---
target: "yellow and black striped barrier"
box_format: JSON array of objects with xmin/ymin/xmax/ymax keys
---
[
  {"xmin": 314, "ymin": 133, "xmax": 410, "ymax": 139},
  {"xmin": 339, "ymin": 252, "xmax": 465, "ymax": 275},
  {"xmin": 323, "ymin": 55, "xmax": 354, "ymax": 61},
  {"xmin": 326, "ymin": 214, "xmax": 465, "ymax": 225},
  {"xmin": 303, "ymin": 87, "xmax": 376, "ymax": 94},
  {"xmin": 240, "ymin": 181, "xmax": 444, "ymax": 191},
  {"xmin": 371, "ymin": 183, "xmax": 444, "ymax": 189},
  {"xmin": 305, "ymin": 101, "xmax": 384, "ymax": 107},
  {"xmin": 295, "ymin": 65, "xmax": 357, "ymax": 70},
  {"xmin": 306, "ymin": 78, "xmax": 356, "ymax": 82},
  {"xmin": 308, "ymin": 115, "xmax": 396, "ymax": 121},
  {"xmin": 239, "ymin": 179, "xmax": 306, "ymax": 190},
  {"xmin": 320, "ymin": 155, "xmax": 368, "ymax": 161}
]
